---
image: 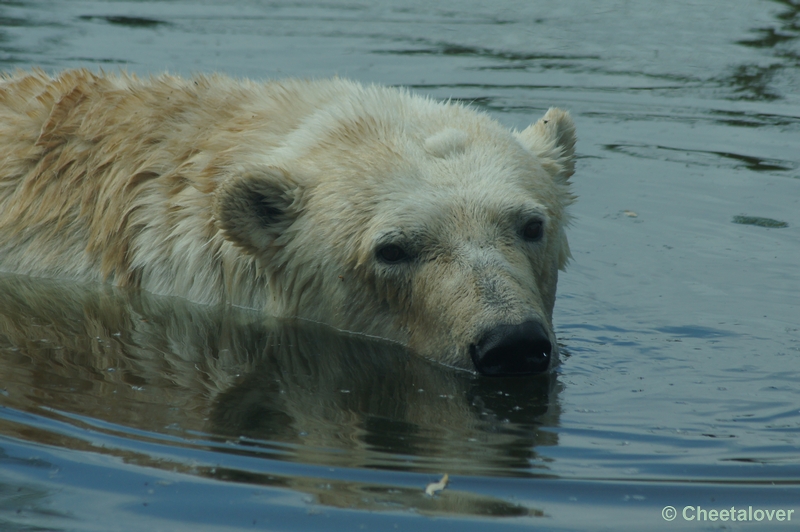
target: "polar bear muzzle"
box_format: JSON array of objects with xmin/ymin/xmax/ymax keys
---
[{"xmin": 469, "ymin": 320, "xmax": 552, "ymax": 376}]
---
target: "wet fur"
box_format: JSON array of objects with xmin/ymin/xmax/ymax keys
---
[{"xmin": 0, "ymin": 69, "xmax": 576, "ymax": 369}]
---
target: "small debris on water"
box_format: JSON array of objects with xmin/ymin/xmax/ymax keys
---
[
  {"xmin": 425, "ymin": 473, "xmax": 449, "ymax": 496},
  {"xmin": 622, "ymin": 210, "xmax": 638, "ymax": 218},
  {"xmin": 732, "ymin": 215, "xmax": 788, "ymax": 228}
]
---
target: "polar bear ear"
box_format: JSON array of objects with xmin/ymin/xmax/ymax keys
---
[
  {"xmin": 515, "ymin": 108, "xmax": 576, "ymax": 184},
  {"xmin": 214, "ymin": 166, "xmax": 305, "ymax": 257}
]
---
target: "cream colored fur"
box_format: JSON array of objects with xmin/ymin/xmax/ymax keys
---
[{"xmin": 0, "ymin": 69, "xmax": 576, "ymax": 370}]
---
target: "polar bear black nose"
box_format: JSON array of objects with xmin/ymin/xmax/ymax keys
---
[{"xmin": 470, "ymin": 321, "xmax": 552, "ymax": 376}]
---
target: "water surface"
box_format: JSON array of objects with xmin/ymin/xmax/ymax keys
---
[{"xmin": 0, "ymin": 1, "xmax": 799, "ymax": 530}]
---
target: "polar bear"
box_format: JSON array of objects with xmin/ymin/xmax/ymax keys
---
[{"xmin": 0, "ymin": 69, "xmax": 576, "ymax": 375}]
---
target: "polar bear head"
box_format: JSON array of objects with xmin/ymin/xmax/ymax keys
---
[{"xmin": 215, "ymin": 84, "xmax": 576, "ymax": 376}]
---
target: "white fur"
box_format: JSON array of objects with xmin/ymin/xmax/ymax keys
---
[{"xmin": 0, "ymin": 69, "xmax": 577, "ymax": 370}]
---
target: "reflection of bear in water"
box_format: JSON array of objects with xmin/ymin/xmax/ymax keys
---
[
  {"xmin": 0, "ymin": 275, "xmax": 559, "ymax": 477},
  {"xmin": 0, "ymin": 70, "xmax": 576, "ymax": 375},
  {"xmin": 210, "ymin": 322, "xmax": 558, "ymax": 473}
]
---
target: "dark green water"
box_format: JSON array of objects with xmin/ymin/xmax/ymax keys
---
[{"xmin": 0, "ymin": 1, "xmax": 798, "ymax": 530}]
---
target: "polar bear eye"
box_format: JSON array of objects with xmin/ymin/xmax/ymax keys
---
[
  {"xmin": 522, "ymin": 220, "xmax": 544, "ymax": 242},
  {"xmin": 377, "ymin": 244, "xmax": 410, "ymax": 264}
]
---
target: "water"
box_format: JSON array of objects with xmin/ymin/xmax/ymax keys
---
[{"xmin": 0, "ymin": 1, "xmax": 798, "ymax": 530}]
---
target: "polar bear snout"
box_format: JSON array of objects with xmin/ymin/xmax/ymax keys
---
[{"xmin": 469, "ymin": 320, "xmax": 552, "ymax": 376}]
